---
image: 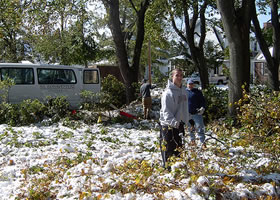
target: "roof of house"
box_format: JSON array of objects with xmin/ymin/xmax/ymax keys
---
[{"xmin": 254, "ymin": 46, "xmax": 273, "ymax": 62}]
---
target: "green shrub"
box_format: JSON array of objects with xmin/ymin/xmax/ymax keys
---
[
  {"xmin": 203, "ymin": 85, "xmax": 228, "ymax": 123},
  {"xmin": 0, "ymin": 102, "xmax": 19, "ymax": 126},
  {"xmin": 19, "ymin": 99, "xmax": 47, "ymax": 125},
  {"xmin": 80, "ymin": 75, "xmax": 126, "ymax": 111},
  {"xmin": 80, "ymin": 90, "xmax": 97, "ymax": 110},
  {"xmin": 0, "ymin": 78, "xmax": 14, "ymax": 103},
  {"xmin": 0, "ymin": 99, "xmax": 46, "ymax": 126},
  {"xmin": 0, "ymin": 96, "xmax": 72, "ymax": 125},
  {"xmin": 101, "ymin": 74, "xmax": 126, "ymax": 108},
  {"xmin": 80, "ymin": 90, "xmax": 111, "ymax": 111},
  {"xmin": 45, "ymin": 96, "xmax": 70, "ymax": 122},
  {"xmin": 237, "ymin": 86, "xmax": 280, "ymax": 166}
]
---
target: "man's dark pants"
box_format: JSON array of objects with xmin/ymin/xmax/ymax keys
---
[{"xmin": 159, "ymin": 123, "xmax": 185, "ymax": 168}]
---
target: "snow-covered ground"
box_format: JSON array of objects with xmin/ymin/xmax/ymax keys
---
[
  {"xmin": 0, "ymin": 86, "xmax": 279, "ymax": 199},
  {"xmin": 0, "ymin": 121, "xmax": 161, "ymax": 199},
  {"xmin": 1, "ymin": 120, "xmax": 279, "ymax": 200}
]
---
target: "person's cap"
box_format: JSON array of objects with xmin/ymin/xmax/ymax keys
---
[
  {"xmin": 142, "ymin": 79, "xmax": 147, "ymax": 83},
  {"xmin": 187, "ymin": 79, "xmax": 194, "ymax": 84}
]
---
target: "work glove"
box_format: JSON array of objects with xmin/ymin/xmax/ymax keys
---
[
  {"xmin": 178, "ymin": 122, "xmax": 185, "ymax": 135},
  {"xmin": 189, "ymin": 119, "xmax": 195, "ymax": 126},
  {"xmin": 188, "ymin": 119, "xmax": 195, "ymax": 132},
  {"xmin": 197, "ymin": 107, "xmax": 205, "ymax": 115}
]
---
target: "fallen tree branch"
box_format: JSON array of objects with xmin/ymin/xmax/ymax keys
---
[{"xmin": 205, "ymin": 131, "xmax": 227, "ymax": 146}]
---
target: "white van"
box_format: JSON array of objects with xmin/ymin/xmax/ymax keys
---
[{"xmin": 0, "ymin": 63, "xmax": 100, "ymax": 108}]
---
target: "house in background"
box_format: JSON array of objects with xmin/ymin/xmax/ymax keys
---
[
  {"xmin": 144, "ymin": 58, "xmax": 171, "ymax": 80},
  {"xmin": 251, "ymin": 22, "xmax": 280, "ymax": 85},
  {"xmin": 253, "ymin": 51, "xmax": 269, "ymax": 84},
  {"xmin": 253, "ymin": 47, "xmax": 280, "ymax": 84}
]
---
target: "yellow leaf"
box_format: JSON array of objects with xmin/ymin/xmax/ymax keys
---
[
  {"xmin": 222, "ymin": 176, "xmax": 235, "ymax": 185},
  {"xmin": 79, "ymin": 192, "xmax": 86, "ymax": 200},
  {"xmin": 266, "ymin": 196, "xmax": 273, "ymax": 200},
  {"xmin": 135, "ymin": 177, "xmax": 141, "ymax": 185}
]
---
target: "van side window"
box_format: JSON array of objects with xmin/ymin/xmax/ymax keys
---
[
  {"xmin": 38, "ymin": 69, "xmax": 76, "ymax": 84},
  {"xmin": 84, "ymin": 70, "xmax": 99, "ymax": 84},
  {"xmin": 0, "ymin": 68, "xmax": 34, "ymax": 84}
]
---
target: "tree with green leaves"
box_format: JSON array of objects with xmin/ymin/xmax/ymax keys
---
[
  {"xmin": 66, "ymin": 1, "xmax": 98, "ymax": 67},
  {"xmin": 101, "ymin": 0, "xmax": 151, "ymax": 103},
  {"xmin": 26, "ymin": 0, "xmax": 98, "ymax": 65},
  {"xmin": 0, "ymin": 0, "xmax": 32, "ymax": 62},
  {"xmin": 140, "ymin": 0, "xmax": 174, "ymax": 74},
  {"xmin": 216, "ymin": 0, "xmax": 253, "ymax": 117},
  {"xmin": 251, "ymin": 0, "xmax": 280, "ymax": 91}
]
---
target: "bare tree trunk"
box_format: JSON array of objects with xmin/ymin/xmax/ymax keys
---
[
  {"xmin": 170, "ymin": 0, "xmax": 209, "ymax": 89},
  {"xmin": 217, "ymin": 0, "xmax": 253, "ymax": 117},
  {"xmin": 269, "ymin": 0, "xmax": 280, "ymax": 90},
  {"xmin": 191, "ymin": 47, "xmax": 209, "ymax": 89},
  {"xmin": 102, "ymin": 0, "xmax": 150, "ymax": 103},
  {"xmin": 251, "ymin": 0, "xmax": 280, "ymax": 91}
]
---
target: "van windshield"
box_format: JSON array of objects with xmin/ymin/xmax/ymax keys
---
[{"xmin": 38, "ymin": 68, "xmax": 76, "ymax": 84}]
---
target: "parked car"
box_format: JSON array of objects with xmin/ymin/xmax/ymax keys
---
[{"xmin": 184, "ymin": 72, "xmax": 228, "ymax": 85}]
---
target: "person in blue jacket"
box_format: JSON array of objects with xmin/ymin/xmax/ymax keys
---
[
  {"xmin": 186, "ymin": 79, "xmax": 206, "ymax": 148},
  {"xmin": 159, "ymin": 68, "xmax": 189, "ymax": 169}
]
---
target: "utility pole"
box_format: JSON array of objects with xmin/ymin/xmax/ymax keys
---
[{"xmin": 148, "ymin": 40, "xmax": 152, "ymax": 84}]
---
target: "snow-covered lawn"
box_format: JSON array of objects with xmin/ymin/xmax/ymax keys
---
[
  {"xmin": 0, "ymin": 117, "xmax": 279, "ymax": 199},
  {"xmin": 0, "ymin": 86, "xmax": 279, "ymax": 199}
]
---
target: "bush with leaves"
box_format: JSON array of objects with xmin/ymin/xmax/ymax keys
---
[
  {"xmin": 0, "ymin": 102, "xmax": 19, "ymax": 126},
  {"xmin": 203, "ymin": 85, "xmax": 228, "ymax": 123},
  {"xmin": 80, "ymin": 90, "xmax": 98, "ymax": 110},
  {"xmin": 80, "ymin": 90, "xmax": 111, "ymax": 111},
  {"xmin": 0, "ymin": 96, "xmax": 72, "ymax": 125},
  {"xmin": 101, "ymin": 74, "xmax": 126, "ymax": 108},
  {"xmin": 19, "ymin": 99, "xmax": 47, "ymax": 125},
  {"xmin": 0, "ymin": 78, "xmax": 14, "ymax": 103},
  {"xmin": 45, "ymin": 96, "xmax": 71, "ymax": 122},
  {"xmin": 237, "ymin": 85, "xmax": 280, "ymax": 166},
  {"xmin": 0, "ymin": 100, "xmax": 46, "ymax": 126},
  {"xmin": 81, "ymin": 75, "xmax": 126, "ymax": 110}
]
